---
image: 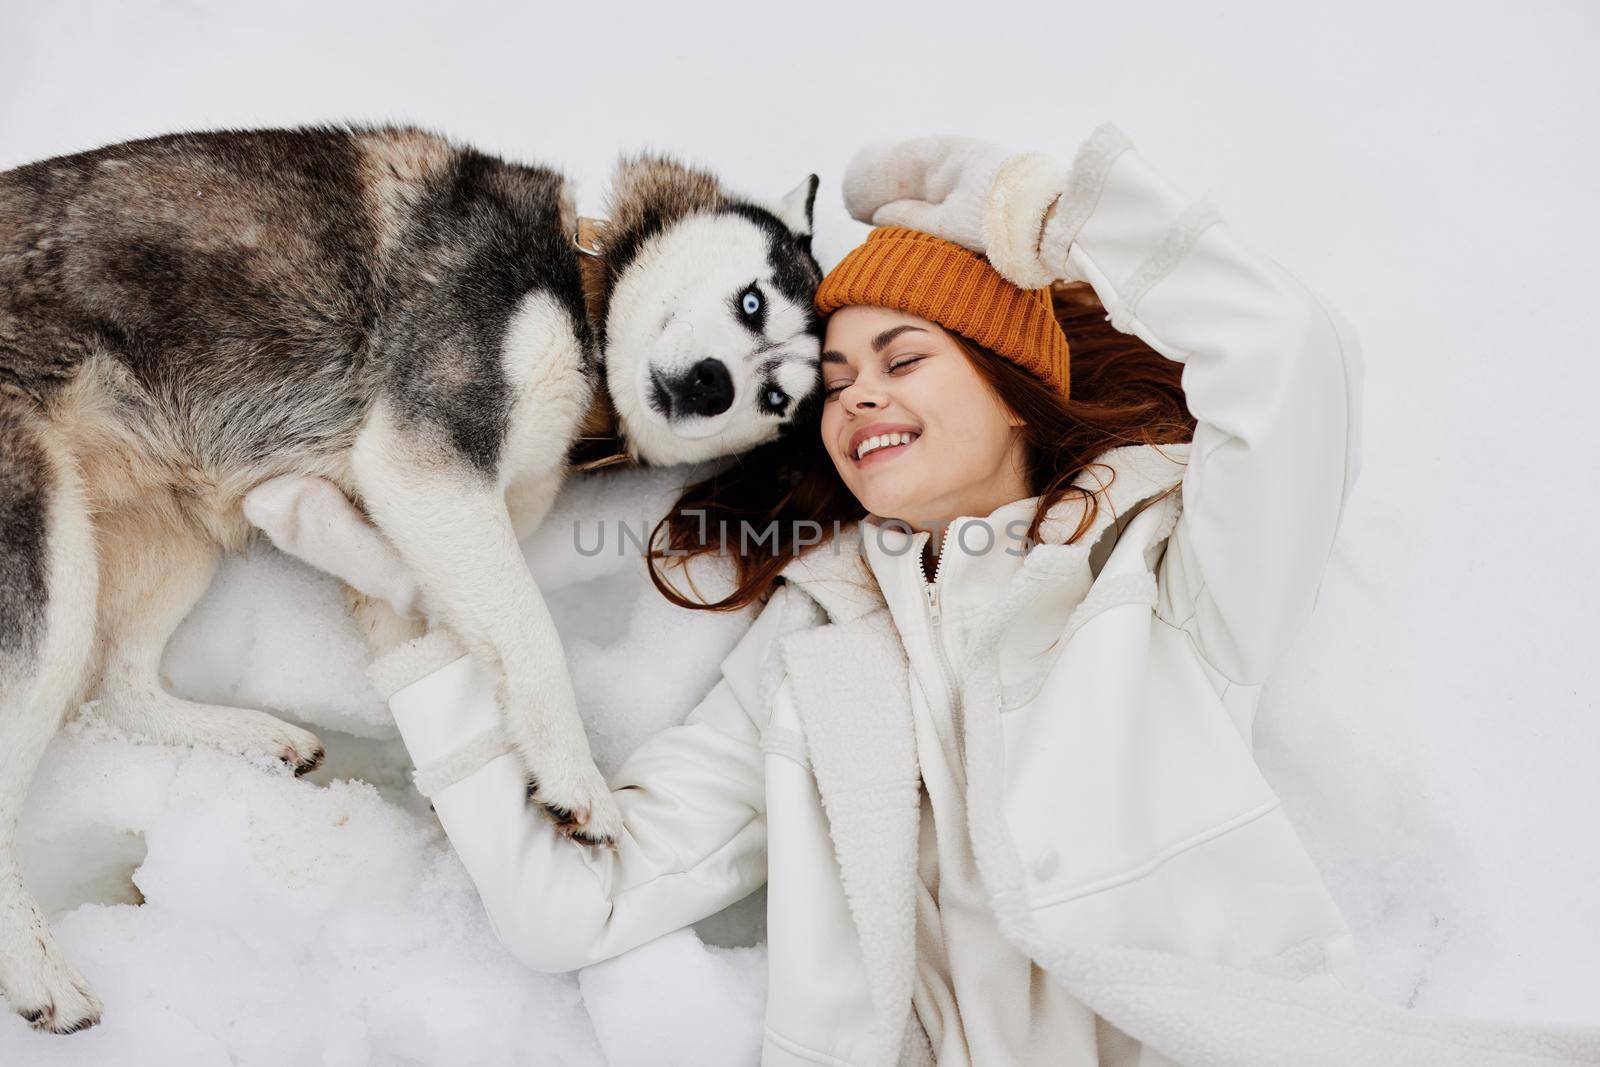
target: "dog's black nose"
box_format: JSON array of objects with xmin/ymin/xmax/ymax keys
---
[{"xmin": 667, "ymin": 359, "xmax": 734, "ymax": 418}]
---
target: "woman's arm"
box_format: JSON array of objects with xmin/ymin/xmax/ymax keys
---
[
  {"xmin": 1028, "ymin": 124, "xmax": 1365, "ymax": 688},
  {"xmin": 376, "ymin": 585, "xmax": 796, "ymax": 973}
]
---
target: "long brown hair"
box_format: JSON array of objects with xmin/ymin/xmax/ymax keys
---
[{"xmin": 645, "ymin": 280, "xmax": 1196, "ymax": 612}]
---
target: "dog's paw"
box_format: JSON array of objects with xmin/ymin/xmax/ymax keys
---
[
  {"xmin": 524, "ymin": 761, "xmax": 624, "ymax": 849},
  {"xmin": 0, "ymin": 927, "xmax": 103, "ymax": 1035},
  {"xmin": 503, "ymin": 722, "xmax": 623, "ymax": 848},
  {"xmin": 289, "ymin": 737, "xmax": 328, "ymax": 776},
  {"xmin": 497, "ymin": 682, "xmax": 622, "ymax": 847},
  {"xmin": 217, "ymin": 712, "xmax": 326, "ymax": 777},
  {"xmin": 85, "ymin": 694, "xmax": 326, "ymax": 778}
]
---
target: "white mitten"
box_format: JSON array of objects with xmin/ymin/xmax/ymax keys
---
[
  {"xmin": 841, "ymin": 134, "xmax": 1071, "ymax": 288},
  {"xmin": 842, "ymin": 135, "xmax": 1010, "ymax": 252},
  {"xmin": 242, "ymin": 475, "xmax": 428, "ymax": 621}
]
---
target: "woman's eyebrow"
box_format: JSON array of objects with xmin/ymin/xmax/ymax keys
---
[
  {"xmin": 870, "ymin": 325, "xmax": 927, "ymax": 351},
  {"xmin": 821, "ymin": 325, "xmax": 929, "ymax": 365}
]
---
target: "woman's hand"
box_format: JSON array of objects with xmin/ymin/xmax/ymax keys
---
[
  {"xmin": 841, "ymin": 135, "xmax": 1072, "ymax": 289},
  {"xmin": 243, "ymin": 475, "xmax": 432, "ymax": 649}
]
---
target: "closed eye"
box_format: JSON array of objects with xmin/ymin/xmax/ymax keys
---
[{"xmin": 823, "ymin": 355, "xmax": 924, "ymax": 399}]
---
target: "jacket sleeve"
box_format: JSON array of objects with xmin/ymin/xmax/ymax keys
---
[
  {"xmin": 1033, "ymin": 123, "xmax": 1365, "ymax": 687},
  {"xmin": 372, "ymin": 584, "xmax": 799, "ymax": 973}
]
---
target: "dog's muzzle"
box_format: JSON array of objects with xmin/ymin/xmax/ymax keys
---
[{"xmin": 660, "ymin": 358, "xmax": 733, "ymax": 419}]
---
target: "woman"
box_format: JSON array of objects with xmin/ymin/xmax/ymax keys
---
[{"xmin": 246, "ymin": 125, "xmax": 1598, "ymax": 1066}]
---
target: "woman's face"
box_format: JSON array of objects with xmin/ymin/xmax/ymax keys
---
[{"xmin": 819, "ymin": 305, "xmax": 1031, "ymax": 532}]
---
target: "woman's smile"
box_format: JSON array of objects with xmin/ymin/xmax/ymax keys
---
[
  {"xmin": 856, "ymin": 434, "xmax": 918, "ymax": 466},
  {"xmin": 849, "ymin": 424, "xmax": 923, "ymax": 466}
]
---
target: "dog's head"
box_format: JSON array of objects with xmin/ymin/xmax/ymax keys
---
[{"xmin": 589, "ymin": 154, "xmax": 824, "ymax": 467}]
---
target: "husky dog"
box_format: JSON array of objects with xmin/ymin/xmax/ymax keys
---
[{"xmin": 0, "ymin": 125, "xmax": 823, "ymax": 1032}]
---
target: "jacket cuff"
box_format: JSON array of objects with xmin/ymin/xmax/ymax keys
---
[
  {"xmin": 370, "ymin": 629, "xmax": 519, "ymax": 798},
  {"xmin": 1038, "ymin": 121, "xmax": 1137, "ymax": 280},
  {"xmin": 982, "ymin": 152, "xmax": 1071, "ymax": 290}
]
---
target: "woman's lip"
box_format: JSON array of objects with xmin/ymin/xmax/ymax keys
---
[{"xmin": 855, "ymin": 436, "xmax": 917, "ymax": 467}]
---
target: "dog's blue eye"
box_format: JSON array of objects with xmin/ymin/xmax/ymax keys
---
[
  {"xmin": 766, "ymin": 387, "xmax": 786, "ymax": 409},
  {"xmin": 742, "ymin": 290, "xmax": 762, "ymax": 316}
]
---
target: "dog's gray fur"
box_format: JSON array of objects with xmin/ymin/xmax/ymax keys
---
[{"xmin": 0, "ymin": 124, "xmax": 822, "ymax": 1032}]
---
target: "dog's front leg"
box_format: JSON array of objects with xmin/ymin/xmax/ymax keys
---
[{"xmin": 351, "ymin": 413, "xmax": 621, "ymax": 846}]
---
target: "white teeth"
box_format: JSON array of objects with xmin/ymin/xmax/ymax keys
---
[{"xmin": 855, "ymin": 431, "xmax": 917, "ymax": 461}]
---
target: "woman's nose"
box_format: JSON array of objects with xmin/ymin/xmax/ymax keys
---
[{"xmin": 843, "ymin": 379, "xmax": 886, "ymax": 412}]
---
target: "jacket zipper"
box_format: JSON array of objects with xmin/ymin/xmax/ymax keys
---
[{"xmin": 923, "ymin": 528, "xmax": 966, "ymax": 768}]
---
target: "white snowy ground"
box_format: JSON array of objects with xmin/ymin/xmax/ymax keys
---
[{"xmin": 2, "ymin": 0, "xmax": 1597, "ymax": 1063}]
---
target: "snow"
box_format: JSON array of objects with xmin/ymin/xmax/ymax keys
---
[{"xmin": 3, "ymin": 0, "xmax": 1598, "ymax": 1060}]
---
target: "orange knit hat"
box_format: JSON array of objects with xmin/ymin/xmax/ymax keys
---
[{"xmin": 813, "ymin": 226, "xmax": 1070, "ymax": 399}]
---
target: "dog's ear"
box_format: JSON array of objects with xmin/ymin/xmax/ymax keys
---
[
  {"xmin": 604, "ymin": 152, "xmax": 727, "ymax": 224},
  {"xmin": 770, "ymin": 174, "xmax": 819, "ymax": 240}
]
